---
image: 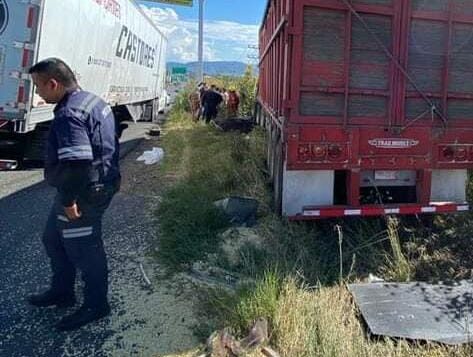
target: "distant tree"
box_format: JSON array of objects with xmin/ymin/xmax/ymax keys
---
[{"xmin": 237, "ymin": 65, "xmax": 258, "ymax": 117}]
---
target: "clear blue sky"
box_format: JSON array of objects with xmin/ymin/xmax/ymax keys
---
[
  {"xmin": 139, "ymin": 0, "xmax": 267, "ymax": 62},
  {"xmin": 140, "ymin": 0, "xmax": 267, "ymax": 25}
]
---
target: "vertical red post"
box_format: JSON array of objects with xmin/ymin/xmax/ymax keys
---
[
  {"xmin": 442, "ymin": 0, "xmax": 453, "ymax": 119},
  {"xmin": 417, "ymin": 169, "xmax": 432, "ymax": 204},
  {"xmin": 395, "ymin": 0, "xmax": 411, "ymax": 127},
  {"xmin": 342, "ymin": 6, "xmax": 352, "ymax": 128},
  {"xmin": 347, "ymin": 169, "xmax": 360, "ymax": 207}
]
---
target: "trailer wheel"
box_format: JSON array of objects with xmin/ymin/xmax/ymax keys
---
[
  {"xmin": 273, "ymin": 134, "xmax": 284, "ymax": 215},
  {"xmin": 151, "ymin": 98, "xmax": 159, "ymax": 123},
  {"xmin": 24, "ymin": 124, "xmax": 50, "ymax": 163},
  {"xmin": 254, "ymin": 102, "xmax": 261, "ymax": 126},
  {"xmin": 266, "ymin": 125, "xmax": 275, "ymax": 181}
]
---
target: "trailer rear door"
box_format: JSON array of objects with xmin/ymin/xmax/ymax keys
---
[
  {"xmin": 0, "ymin": 0, "xmax": 36, "ymax": 121},
  {"xmin": 402, "ymin": 0, "xmax": 473, "ymax": 128},
  {"xmin": 295, "ymin": 0, "xmax": 399, "ymax": 127}
]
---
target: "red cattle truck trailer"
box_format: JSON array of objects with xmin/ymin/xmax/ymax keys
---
[{"xmin": 256, "ymin": 0, "xmax": 473, "ymax": 219}]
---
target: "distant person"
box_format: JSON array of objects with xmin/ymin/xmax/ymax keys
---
[
  {"xmin": 201, "ymin": 84, "xmax": 223, "ymax": 123},
  {"xmin": 27, "ymin": 58, "xmax": 120, "ymax": 331},
  {"xmin": 227, "ymin": 89, "xmax": 240, "ymax": 117},
  {"xmin": 197, "ymin": 82, "xmax": 207, "ymax": 121},
  {"xmin": 188, "ymin": 90, "xmax": 200, "ymax": 121},
  {"xmin": 222, "ymin": 88, "xmax": 229, "ymax": 106}
]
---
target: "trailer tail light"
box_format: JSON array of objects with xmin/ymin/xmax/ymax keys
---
[
  {"xmin": 441, "ymin": 146, "xmax": 455, "ymax": 161},
  {"xmin": 27, "ymin": 7, "xmax": 35, "ymax": 28},
  {"xmin": 328, "ymin": 144, "xmax": 342, "ymax": 159},
  {"xmin": 297, "ymin": 143, "xmax": 347, "ymax": 162},
  {"xmin": 439, "ymin": 145, "xmax": 473, "ymax": 162},
  {"xmin": 22, "ymin": 49, "xmax": 30, "ymax": 68},
  {"xmin": 311, "ymin": 145, "xmax": 326, "ymax": 159},
  {"xmin": 455, "ymin": 147, "xmax": 468, "ymax": 161},
  {"xmin": 298, "ymin": 144, "xmax": 311, "ymax": 161},
  {"xmin": 17, "ymin": 86, "xmax": 25, "ymax": 104}
]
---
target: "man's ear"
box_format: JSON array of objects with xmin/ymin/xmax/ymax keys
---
[{"xmin": 48, "ymin": 78, "xmax": 59, "ymax": 90}]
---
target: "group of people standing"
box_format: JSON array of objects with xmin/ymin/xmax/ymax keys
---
[{"xmin": 189, "ymin": 82, "xmax": 240, "ymax": 123}]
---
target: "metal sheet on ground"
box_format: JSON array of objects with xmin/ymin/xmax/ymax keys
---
[{"xmin": 348, "ymin": 281, "xmax": 473, "ymax": 344}]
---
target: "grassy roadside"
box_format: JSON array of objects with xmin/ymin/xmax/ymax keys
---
[
  {"xmin": 155, "ymin": 89, "xmax": 473, "ymax": 356},
  {"xmin": 156, "ymin": 98, "xmax": 269, "ymax": 269}
]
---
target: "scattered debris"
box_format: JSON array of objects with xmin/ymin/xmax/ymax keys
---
[
  {"xmin": 212, "ymin": 118, "xmax": 255, "ymax": 134},
  {"xmin": 240, "ymin": 318, "xmax": 268, "ymax": 349},
  {"xmin": 204, "ymin": 318, "xmax": 272, "ymax": 357},
  {"xmin": 148, "ymin": 126, "xmax": 161, "ymax": 136},
  {"xmin": 214, "ymin": 197, "xmax": 259, "ymax": 226},
  {"xmin": 139, "ymin": 262, "xmax": 152, "ymax": 287},
  {"xmin": 206, "ymin": 329, "xmax": 243, "ymax": 357},
  {"xmin": 367, "ymin": 273, "xmax": 384, "ymax": 283},
  {"xmin": 136, "ymin": 147, "xmax": 164, "ymax": 165},
  {"xmin": 220, "ymin": 227, "xmax": 265, "ymax": 268},
  {"xmin": 349, "ymin": 280, "xmax": 473, "ymax": 344},
  {"xmin": 261, "ymin": 347, "xmax": 280, "ymax": 357},
  {"xmin": 190, "ymin": 261, "xmax": 240, "ymax": 289}
]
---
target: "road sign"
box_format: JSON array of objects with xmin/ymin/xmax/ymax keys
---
[
  {"xmin": 172, "ymin": 66, "xmax": 187, "ymax": 74},
  {"xmin": 146, "ymin": 0, "xmax": 193, "ymax": 6}
]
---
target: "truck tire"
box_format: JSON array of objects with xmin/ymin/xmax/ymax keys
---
[
  {"xmin": 152, "ymin": 98, "xmax": 161, "ymax": 122},
  {"xmin": 0, "ymin": 136, "xmax": 25, "ymax": 167},
  {"xmin": 254, "ymin": 102, "xmax": 261, "ymax": 126},
  {"xmin": 266, "ymin": 125, "xmax": 274, "ymax": 181},
  {"xmin": 24, "ymin": 124, "xmax": 50, "ymax": 162}
]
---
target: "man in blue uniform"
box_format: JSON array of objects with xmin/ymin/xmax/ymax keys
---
[
  {"xmin": 201, "ymin": 84, "xmax": 223, "ymax": 123},
  {"xmin": 27, "ymin": 58, "xmax": 120, "ymax": 331}
]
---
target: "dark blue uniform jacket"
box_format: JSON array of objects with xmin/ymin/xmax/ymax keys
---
[{"xmin": 45, "ymin": 89, "xmax": 120, "ymax": 206}]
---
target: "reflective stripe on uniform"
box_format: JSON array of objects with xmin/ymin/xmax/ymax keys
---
[
  {"xmin": 58, "ymin": 145, "xmax": 91, "ymax": 155},
  {"xmin": 102, "ymin": 105, "xmax": 112, "ymax": 118},
  {"xmin": 57, "ymin": 215, "xmax": 69, "ymax": 222},
  {"xmin": 84, "ymin": 97, "xmax": 102, "ymax": 115},
  {"xmin": 77, "ymin": 93, "xmax": 97, "ymax": 112},
  {"xmin": 57, "ymin": 145, "xmax": 93, "ymax": 160},
  {"xmin": 62, "ymin": 226, "xmax": 93, "ymax": 239}
]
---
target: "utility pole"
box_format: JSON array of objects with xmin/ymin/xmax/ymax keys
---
[
  {"xmin": 198, "ymin": 0, "xmax": 204, "ymax": 82},
  {"xmin": 247, "ymin": 44, "xmax": 259, "ymax": 65}
]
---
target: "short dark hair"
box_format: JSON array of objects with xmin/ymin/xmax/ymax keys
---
[{"xmin": 28, "ymin": 58, "xmax": 78, "ymax": 88}]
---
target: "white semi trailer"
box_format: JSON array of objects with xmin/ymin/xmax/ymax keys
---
[{"xmin": 0, "ymin": 0, "xmax": 167, "ymax": 168}]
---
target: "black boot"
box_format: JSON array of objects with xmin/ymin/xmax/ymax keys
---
[
  {"xmin": 56, "ymin": 303, "xmax": 110, "ymax": 331},
  {"xmin": 28, "ymin": 290, "xmax": 76, "ymax": 308}
]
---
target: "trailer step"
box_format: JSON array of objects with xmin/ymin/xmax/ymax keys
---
[{"xmin": 0, "ymin": 160, "xmax": 19, "ymax": 170}]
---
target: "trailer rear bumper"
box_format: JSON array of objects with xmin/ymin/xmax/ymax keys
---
[
  {"xmin": 290, "ymin": 203, "xmax": 469, "ymax": 220},
  {"xmin": 288, "ymin": 202, "xmax": 470, "ymax": 221}
]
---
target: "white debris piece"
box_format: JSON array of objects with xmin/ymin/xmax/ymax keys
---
[{"xmin": 136, "ymin": 147, "xmax": 164, "ymax": 165}]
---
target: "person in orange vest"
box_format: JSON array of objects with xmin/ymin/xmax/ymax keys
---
[{"xmin": 227, "ymin": 89, "xmax": 240, "ymax": 117}]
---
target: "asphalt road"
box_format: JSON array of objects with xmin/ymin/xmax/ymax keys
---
[{"xmin": 0, "ymin": 121, "xmax": 167, "ymax": 357}]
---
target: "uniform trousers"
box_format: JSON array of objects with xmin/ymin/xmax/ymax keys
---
[{"xmin": 42, "ymin": 182, "xmax": 118, "ymax": 309}]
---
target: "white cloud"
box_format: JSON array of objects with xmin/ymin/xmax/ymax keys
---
[{"xmin": 140, "ymin": 5, "xmax": 259, "ymax": 62}]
